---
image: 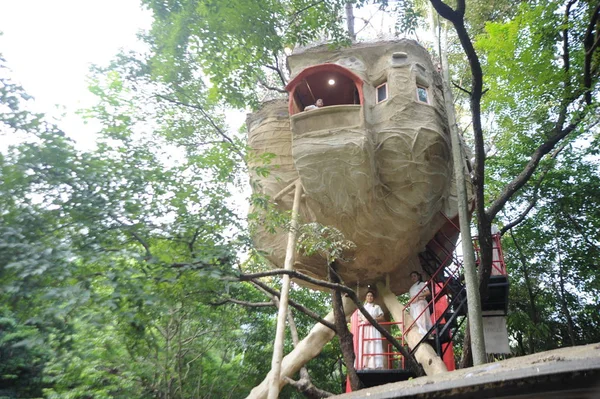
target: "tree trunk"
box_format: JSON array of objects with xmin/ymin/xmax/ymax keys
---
[
  {"xmin": 247, "ymin": 296, "xmax": 357, "ymax": 399},
  {"xmin": 459, "ymin": 320, "xmax": 471, "ymax": 368},
  {"xmin": 275, "ymin": 292, "xmax": 333, "ymax": 398},
  {"xmin": 510, "ymin": 231, "xmax": 538, "ymax": 354},
  {"xmin": 556, "ymin": 241, "xmax": 577, "ymax": 347},
  {"xmin": 515, "ymin": 332, "xmax": 526, "ymax": 356},
  {"xmin": 460, "ymin": 218, "xmax": 494, "ymax": 368},
  {"xmin": 439, "ymin": 20, "xmax": 486, "ymax": 367},
  {"xmin": 376, "ymin": 282, "xmax": 448, "ymax": 376},
  {"xmin": 345, "ymin": 2, "xmax": 355, "ymax": 41},
  {"xmin": 429, "ymin": 0, "xmax": 596, "ymax": 363},
  {"xmin": 329, "ymin": 262, "xmax": 361, "ymax": 391}
]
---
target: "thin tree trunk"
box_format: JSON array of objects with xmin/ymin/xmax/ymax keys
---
[
  {"xmin": 459, "ymin": 319, "xmax": 470, "ymax": 368},
  {"xmin": 279, "ymin": 295, "xmax": 333, "ymax": 398},
  {"xmin": 459, "ymin": 214, "xmax": 495, "ymax": 368},
  {"xmin": 376, "ymin": 282, "xmax": 447, "ymax": 376},
  {"xmin": 329, "ymin": 262, "xmax": 361, "ymax": 391},
  {"xmin": 247, "ymin": 297, "xmax": 357, "ymax": 399},
  {"xmin": 345, "ymin": 2, "xmax": 355, "ymax": 41},
  {"xmin": 516, "ymin": 332, "xmax": 526, "ymax": 356},
  {"xmin": 510, "ymin": 231, "xmax": 538, "ymax": 354},
  {"xmin": 439, "ymin": 20, "xmax": 486, "ymax": 367},
  {"xmin": 555, "ymin": 239, "xmax": 577, "ymax": 346}
]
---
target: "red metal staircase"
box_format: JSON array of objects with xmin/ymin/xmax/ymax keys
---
[{"xmin": 347, "ymin": 213, "xmax": 509, "ymax": 392}]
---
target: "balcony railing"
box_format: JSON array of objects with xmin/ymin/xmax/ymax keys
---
[{"xmin": 289, "ymin": 104, "xmax": 363, "ymax": 136}]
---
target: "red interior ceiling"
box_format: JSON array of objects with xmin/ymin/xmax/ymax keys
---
[{"xmin": 285, "ymin": 64, "xmax": 364, "ymax": 115}]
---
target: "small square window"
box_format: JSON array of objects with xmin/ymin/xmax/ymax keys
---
[
  {"xmin": 417, "ymin": 86, "xmax": 429, "ymax": 103},
  {"xmin": 376, "ymin": 83, "xmax": 388, "ymax": 103}
]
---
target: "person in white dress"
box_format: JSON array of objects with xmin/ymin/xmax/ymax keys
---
[
  {"xmin": 358, "ymin": 290, "xmax": 385, "ymax": 369},
  {"xmin": 408, "ymin": 271, "xmax": 433, "ymax": 335}
]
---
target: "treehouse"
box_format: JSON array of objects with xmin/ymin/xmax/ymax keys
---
[
  {"xmin": 244, "ymin": 40, "xmax": 509, "ymax": 398},
  {"xmin": 247, "ymin": 40, "xmax": 472, "ymax": 294}
]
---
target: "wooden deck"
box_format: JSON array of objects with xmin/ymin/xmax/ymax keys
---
[{"xmin": 334, "ymin": 343, "xmax": 600, "ymax": 398}]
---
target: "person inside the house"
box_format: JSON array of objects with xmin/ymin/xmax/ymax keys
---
[
  {"xmin": 409, "ymin": 271, "xmax": 433, "ymax": 335},
  {"xmin": 304, "ymin": 98, "xmax": 324, "ymax": 111},
  {"xmin": 358, "ymin": 290, "xmax": 385, "ymax": 369}
]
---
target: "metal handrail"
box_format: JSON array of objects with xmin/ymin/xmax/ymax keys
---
[
  {"xmin": 472, "ymin": 233, "xmax": 508, "ymax": 276},
  {"xmin": 402, "ymin": 211, "xmax": 467, "ymax": 355},
  {"xmin": 356, "ymin": 321, "xmax": 404, "ymax": 370}
]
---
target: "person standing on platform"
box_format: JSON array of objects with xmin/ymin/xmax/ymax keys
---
[
  {"xmin": 409, "ymin": 271, "xmax": 433, "ymax": 335},
  {"xmin": 358, "ymin": 290, "xmax": 385, "ymax": 369}
]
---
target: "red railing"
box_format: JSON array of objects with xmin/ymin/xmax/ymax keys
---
[
  {"xmin": 402, "ymin": 213, "xmax": 463, "ymax": 340},
  {"xmin": 354, "ymin": 214, "xmax": 508, "ymax": 374},
  {"xmin": 472, "ymin": 233, "xmax": 507, "ymax": 276},
  {"xmin": 355, "ymin": 321, "xmax": 404, "ymax": 370}
]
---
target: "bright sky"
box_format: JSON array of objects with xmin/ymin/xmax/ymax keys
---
[
  {"xmin": 0, "ymin": 0, "xmax": 153, "ymax": 146},
  {"xmin": 0, "ymin": 1, "xmax": 400, "ymax": 149}
]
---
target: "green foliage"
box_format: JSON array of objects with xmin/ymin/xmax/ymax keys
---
[
  {"xmin": 0, "ymin": 310, "xmax": 50, "ymax": 398},
  {"xmin": 2, "ymin": 0, "xmax": 599, "ymax": 397},
  {"xmin": 0, "ymin": 47, "xmax": 261, "ymax": 397},
  {"xmin": 500, "ymin": 140, "xmax": 600, "ymax": 354},
  {"xmin": 465, "ymin": 1, "xmax": 600, "ymax": 356},
  {"xmin": 297, "ymin": 222, "xmax": 356, "ymax": 265},
  {"xmin": 0, "ymin": 54, "xmax": 42, "ymax": 133},
  {"xmin": 141, "ymin": 0, "xmax": 389, "ymax": 108},
  {"xmin": 0, "ymin": 37, "xmax": 347, "ymax": 396},
  {"xmin": 474, "ymin": 0, "xmax": 599, "ymax": 206},
  {"xmin": 393, "ymin": 0, "xmax": 427, "ymax": 36}
]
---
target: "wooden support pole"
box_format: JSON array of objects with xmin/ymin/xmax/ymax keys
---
[
  {"xmin": 248, "ymin": 296, "xmax": 357, "ymax": 399},
  {"xmin": 268, "ymin": 180, "xmax": 303, "ymax": 399},
  {"xmin": 273, "ymin": 180, "xmax": 297, "ymax": 202}
]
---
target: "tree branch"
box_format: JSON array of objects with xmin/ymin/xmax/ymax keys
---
[
  {"xmin": 257, "ymin": 76, "xmax": 287, "ymax": 93},
  {"xmin": 455, "ymin": 0, "xmax": 465, "ymax": 16},
  {"xmin": 486, "ymin": 123, "xmax": 578, "ymax": 220},
  {"xmin": 429, "ymin": 0, "xmax": 458, "ymax": 21},
  {"xmin": 107, "ymin": 212, "xmax": 152, "ymax": 259},
  {"xmin": 170, "ymin": 254, "xmax": 231, "ymax": 269},
  {"xmin": 239, "ymin": 269, "xmax": 353, "ymax": 295},
  {"xmin": 583, "ymin": 1, "xmax": 600, "ymax": 104},
  {"xmin": 290, "ymin": 0, "xmax": 326, "ymax": 19},
  {"xmin": 329, "ymin": 262, "xmax": 360, "ymax": 391},
  {"xmin": 282, "ymin": 376, "xmax": 333, "ymax": 398},
  {"xmin": 212, "ymin": 298, "xmax": 274, "ymax": 307},
  {"xmin": 248, "ymin": 279, "xmax": 337, "ymax": 332},
  {"xmin": 240, "ymin": 268, "xmax": 423, "ymax": 375},
  {"xmin": 277, "ymin": 291, "xmax": 334, "ymax": 398},
  {"xmin": 354, "ymin": 14, "xmax": 378, "ymax": 37},
  {"xmin": 499, "ymin": 140, "xmax": 570, "ymax": 235},
  {"xmin": 188, "ymin": 228, "xmax": 201, "ymax": 255},
  {"xmin": 452, "ymin": 81, "xmax": 471, "ymax": 95},
  {"xmin": 272, "ymin": 52, "xmax": 288, "ymax": 86},
  {"xmin": 155, "ymin": 94, "xmax": 245, "ymax": 159},
  {"xmin": 560, "ymin": 207, "xmax": 600, "ymax": 257},
  {"xmin": 500, "ymin": 198, "xmax": 538, "ymax": 237}
]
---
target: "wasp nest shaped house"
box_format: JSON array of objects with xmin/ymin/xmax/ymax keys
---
[{"xmin": 247, "ymin": 40, "xmax": 472, "ymax": 294}]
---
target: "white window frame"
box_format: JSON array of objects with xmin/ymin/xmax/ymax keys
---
[{"xmin": 376, "ymin": 82, "xmax": 388, "ymax": 104}]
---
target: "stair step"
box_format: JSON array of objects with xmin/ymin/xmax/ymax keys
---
[{"xmin": 356, "ymin": 369, "xmax": 416, "ymax": 389}]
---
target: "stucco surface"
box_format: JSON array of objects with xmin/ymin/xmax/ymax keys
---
[{"xmin": 247, "ymin": 40, "xmax": 473, "ymax": 294}]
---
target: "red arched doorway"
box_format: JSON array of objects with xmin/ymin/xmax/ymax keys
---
[{"xmin": 285, "ymin": 63, "xmax": 364, "ymax": 115}]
